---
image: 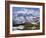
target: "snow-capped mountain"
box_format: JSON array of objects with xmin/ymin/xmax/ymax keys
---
[{"xmin": 13, "ymin": 8, "xmax": 40, "ymax": 25}]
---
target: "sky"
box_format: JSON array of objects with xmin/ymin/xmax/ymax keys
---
[{"xmin": 12, "ymin": 7, "xmax": 40, "ymax": 17}]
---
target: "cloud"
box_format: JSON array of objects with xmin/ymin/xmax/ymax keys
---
[
  {"xmin": 16, "ymin": 9, "xmax": 28, "ymax": 14},
  {"xmin": 31, "ymin": 9, "xmax": 40, "ymax": 17}
]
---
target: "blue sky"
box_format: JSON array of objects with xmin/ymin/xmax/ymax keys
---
[
  {"xmin": 13, "ymin": 7, "xmax": 39, "ymax": 11},
  {"xmin": 12, "ymin": 7, "xmax": 40, "ymax": 17}
]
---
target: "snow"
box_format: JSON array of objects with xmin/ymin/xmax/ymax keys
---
[
  {"xmin": 13, "ymin": 16, "xmax": 25, "ymax": 24},
  {"xmin": 13, "ymin": 8, "xmax": 40, "ymax": 25}
]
